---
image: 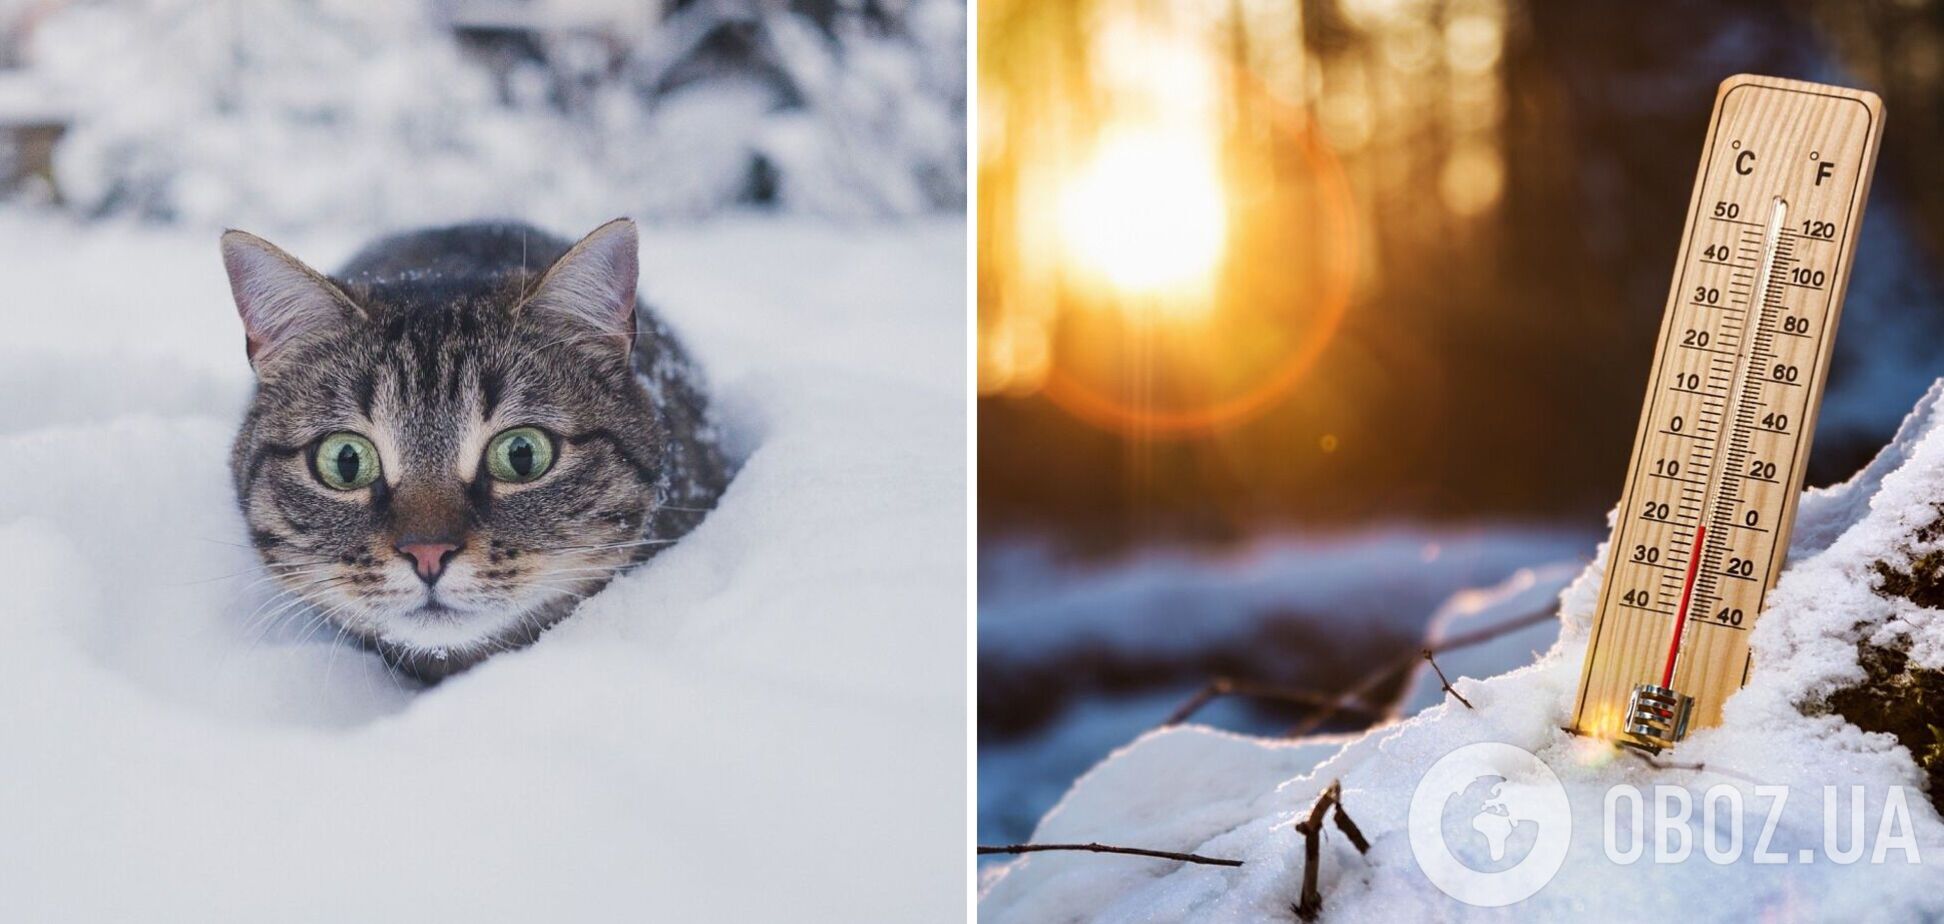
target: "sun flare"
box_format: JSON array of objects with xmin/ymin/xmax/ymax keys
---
[{"xmin": 1056, "ymin": 125, "xmax": 1228, "ymax": 308}]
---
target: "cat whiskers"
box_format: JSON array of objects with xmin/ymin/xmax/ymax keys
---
[
  {"xmin": 241, "ymin": 585, "xmax": 330, "ymax": 645},
  {"xmin": 533, "ymin": 562, "xmax": 630, "ymax": 575},
  {"xmin": 222, "ymin": 564, "xmax": 340, "ymax": 598},
  {"xmin": 240, "ymin": 572, "xmax": 360, "ymax": 651},
  {"xmin": 173, "ymin": 555, "xmax": 339, "ymax": 589},
  {"xmin": 316, "ymin": 592, "xmax": 386, "ymax": 692},
  {"xmin": 480, "ymin": 567, "xmax": 611, "ymax": 601},
  {"xmin": 289, "ymin": 584, "xmax": 381, "ymax": 655},
  {"xmin": 539, "ymin": 537, "xmax": 678, "ymax": 555},
  {"xmin": 238, "ymin": 571, "xmax": 338, "ymax": 631},
  {"xmin": 491, "ymin": 579, "xmax": 595, "ymax": 606}
]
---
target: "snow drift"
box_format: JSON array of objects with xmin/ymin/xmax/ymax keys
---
[
  {"xmin": 0, "ymin": 214, "xmax": 966, "ymax": 920},
  {"xmin": 981, "ymin": 382, "xmax": 1944, "ymax": 921},
  {"xmin": 977, "ymin": 530, "xmax": 1589, "ymax": 848}
]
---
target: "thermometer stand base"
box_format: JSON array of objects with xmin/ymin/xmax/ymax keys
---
[{"xmin": 1622, "ymin": 683, "xmax": 1694, "ymax": 754}]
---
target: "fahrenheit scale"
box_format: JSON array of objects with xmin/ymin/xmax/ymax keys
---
[{"xmin": 1571, "ymin": 75, "xmax": 1883, "ymax": 752}]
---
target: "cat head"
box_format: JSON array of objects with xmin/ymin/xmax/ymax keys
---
[{"xmin": 224, "ymin": 220, "xmax": 663, "ymax": 680}]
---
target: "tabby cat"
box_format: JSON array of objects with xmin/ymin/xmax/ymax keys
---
[{"xmin": 224, "ymin": 219, "xmax": 731, "ymax": 681}]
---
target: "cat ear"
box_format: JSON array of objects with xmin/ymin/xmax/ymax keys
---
[
  {"xmin": 220, "ymin": 230, "xmax": 363, "ymax": 370},
  {"xmin": 516, "ymin": 218, "xmax": 638, "ymax": 351}
]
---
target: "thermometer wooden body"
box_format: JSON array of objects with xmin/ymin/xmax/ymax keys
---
[{"xmin": 1571, "ymin": 75, "xmax": 1883, "ymax": 752}]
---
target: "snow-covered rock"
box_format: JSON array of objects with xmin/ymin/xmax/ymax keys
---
[{"xmin": 982, "ymin": 382, "xmax": 1944, "ymax": 921}]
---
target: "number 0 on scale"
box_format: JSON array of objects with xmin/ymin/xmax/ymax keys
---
[{"xmin": 1571, "ymin": 75, "xmax": 1884, "ymax": 752}]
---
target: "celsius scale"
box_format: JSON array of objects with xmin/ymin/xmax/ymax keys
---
[{"xmin": 1571, "ymin": 75, "xmax": 1884, "ymax": 752}]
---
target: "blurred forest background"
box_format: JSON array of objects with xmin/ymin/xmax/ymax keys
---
[
  {"xmin": 0, "ymin": 0, "xmax": 964, "ymax": 232},
  {"xmin": 979, "ymin": 0, "xmax": 1944, "ymax": 846},
  {"xmin": 981, "ymin": 0, "xmax": 1943, "ymax": 542}
]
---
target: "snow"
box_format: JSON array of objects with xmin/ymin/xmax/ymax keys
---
[
  {"xmin": 979, "ymin": 688, "xmax": 1292, "ymax": 854},
  {"xmin": 981, "ymin": 383, "xmax": 1944, "ymax": 921},
  {"xmin": 982, "ymin": 527, "xmax": 1591, "ymax": 667},
  {"xmin": 16, "ymin": 0, "xmax": 965, "ymax": 229},
  {"xmin": 978, "ymin": 527, "xmax": 1592, "ymax": 847},
  {"xmin": 1395, "ymin": 562, "xmax": 1583, "ymax": 715},
  {"xmin": 0, "ymin": 212, "xmax": 966, "ymax": 920}
]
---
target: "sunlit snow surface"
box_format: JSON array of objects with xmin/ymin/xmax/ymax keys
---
[
  {"xmin": 982, "ymin": 383, "xmax": 1944, "ymax": 921},
  {"xmin": 977, "ymin": 528, "xmax": 1592, "ymax": 847},
  {"xmin": 0, "ymin": 214, "xmax": 966, "ymax": 920}
]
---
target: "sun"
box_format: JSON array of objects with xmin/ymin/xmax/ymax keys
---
[{"xmin": 1056, "ymin": 125, "xmax": 1228, "ymax": 308}]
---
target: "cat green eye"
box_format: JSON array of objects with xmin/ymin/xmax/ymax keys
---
[
  {"xmin": 315, "ymin": 433, "xmax": 381, "ymax": 491},
  {"xmin": 486, "ymin": 427, "xmax": 555, "ymax": 483}
]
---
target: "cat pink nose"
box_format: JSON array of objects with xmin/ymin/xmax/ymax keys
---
[{"xmin": 396, "ymin": 541, "xmax": 461, "ymax": 584}]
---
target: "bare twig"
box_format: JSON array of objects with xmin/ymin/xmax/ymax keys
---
[
  {"xmin": 1161, "ymin": 680, "xmax": 1230, "ymax": 727},
  {"xmin": 1617, "ymin": 744, "xmax": 1704, "ymax": 772},
  {"xmin": 1290, "ymin": 780, "xmax": 1368, "ymax": 921},
  {"xmin": 1427, "ymin": 605, "xmax": 1558, "ymax": 654},
  {"xmin": 989, "ymin": 608, "xmax": 1561, "ymax": 892},
  {"xmin": 1294, "ymin": 810, "xmax": 1323, "ymax": 920},
  {"xmin": 1287, "ymin": 605, "xmax": 1557, "ymax": 737},
  {"xmin": 1613, "ymin": 742, "xmax": 1761, "ymax": 783},
  {"xmin": 977, "ymin": 842, "xmax": 1242, "ymax": 867},
  {"xmin": 1330, "ymin": 797, "xmax": 1370, "ymax": 854},
  {"xmin": 1163, "ymin": 677, "xmax": 1385, "ymax": 728},
  {"xmin": 1423, "ymin": 649, "xmax": 1473, "ymax": 709},
  {"xmin": 1557, "ymin": 727, "xmax": 1765, "ymax": 785}
]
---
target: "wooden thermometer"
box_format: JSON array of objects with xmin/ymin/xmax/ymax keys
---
[{"xmin": 1571, "ymin": 75, "xmax": 1883, "ymax": 752}]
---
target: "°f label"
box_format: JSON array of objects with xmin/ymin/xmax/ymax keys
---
[{"xmin": 1571, "ymin": 75, "xmax": 1883, "ymax": 739}]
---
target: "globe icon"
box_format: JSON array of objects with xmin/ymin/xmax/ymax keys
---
[{"xmin": 1438, "ymin": 774, "xmax": 1541, "ymax": 873}]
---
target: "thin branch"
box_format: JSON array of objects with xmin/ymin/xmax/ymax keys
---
[
  {"xmin": 1294, "ymin": 808, "xmax": 1324, "ymax": 920},
  {"xmin": 1292, "ymin": 781, "xmax": 1339, "ymax": 838},
  {"xmin": 977, "ymin": 842, "xmax": 1243, "ymax": 867},
  {"xmin": 1287, "ymin": 605, "xmax": 1556, "ymax": 737},
  {"xmin": 1161, "ymin": 680, "xmax": 1229, "ymax": 727},
  {"xmin": 1330, "ymin": 797, "xmax": 1370, "ymax": 854},
  {"xmin": 1619, "ymin": 746, "xmax": 1704, "ymax": 772},
  {"xmin": 1616, "ymin": 741, "xmax": 1761, "ymax": 783},
  {"xmin": 1557, "ymin": 726, "xmax": 1766, "ymax": 785},
  {"xmin": 1290, "ymin": 780, "xmax": 1368, "ymax": 921},
  {"xmin": 1422, "ymin": 649, "xmax": 1473, "ymax": 709},
  {"xmin": 1163, "ymin": 677, "xmax": 1384, "ymax": 728},
  {"xmin": 986, "ymin": 609, "xmax": 1560, "ymax": 892},
  {"xmin": 1427, "ymin": 605, "xmax": 1558, "ymax": 654},
  {"xmin": 1285, "ymin": 659, "xmax": 1406, "ymax": 738}
]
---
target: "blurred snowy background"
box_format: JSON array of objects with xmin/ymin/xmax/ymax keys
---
[
  {"xmin": 0, "ymin": 0, "xmax": 964, "ymax": 230},
  {"xmin": 0, "ymin": 1, "xmax": 966, "ymax": 919}
]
